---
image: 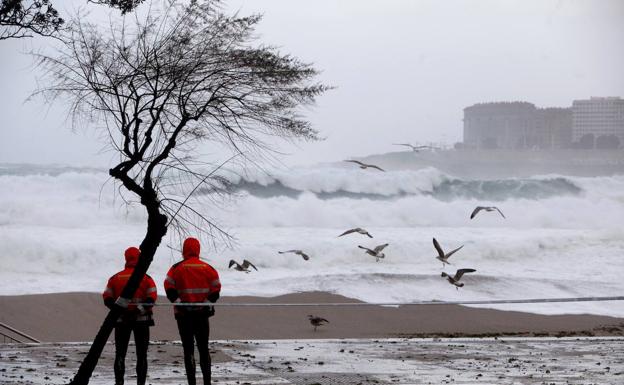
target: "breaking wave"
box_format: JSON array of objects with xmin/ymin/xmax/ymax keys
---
[
  {"xmin": 1, "ymin": 163, "xmax": 624, "ymax": 317},
  {"xmin": 226, "ymin": 167, "xmax": 583, "ymax": 201}
]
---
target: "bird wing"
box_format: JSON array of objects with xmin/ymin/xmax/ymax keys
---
[
  {"xmin": 228, "ymin": 260, "xmax": 238, "ymax": 269},
  {"xmin": 358, "ymin": 245, "xmax": 373, "ymax": 253},
  {"xmin": 445, "ymin": 244, "xmax": 464, "ymax": 259},
  {"xmin": 242, "ymin": 259, "xmax": 258, "ymax": 270},
  {"xmin": 374, "ymin": 243, "xmax": 389, "ymax": 253},
  {"xmin": 344, "ymin": 160, "xmax": 364, "ymax": 166},
  {"xmin": 470, "ymin": 206, "xmax": 484, "ymax": 219},
  {"xmin": 494, "ymin": 207, "xmax": 506, "ymax": 218},
  {"xmin": 320, "ymin": 318, "xmax": 329, "ymax": 323},
  {"xmin": 355, "ymin": 227, "xmax": 373, "ymax": 237},
  {"xmin": 454, "ymin": 268, "xmax": 476, "ymax": 281},
  {"xmin": 279, "ymin": 250, "xmax": 298, "ymax": 254},
  {"xmin": 338, "ymin": 228, "xmax": 357, "ymax": 237},
  {"xmin": 393, "ymin": 143, "xmax": 414, "ymax": 149},
  {"xmin": 432, "ymin": 238, "xmax": 445, "ymax": 258},
  {"xmin": 369, "ymin": 164, "xmax": 385, "ymax": 172}
]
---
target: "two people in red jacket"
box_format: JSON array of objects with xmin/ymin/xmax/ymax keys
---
[{"xmin": 103, "ymin": 238, "xmax": 221, "ymax": 385}]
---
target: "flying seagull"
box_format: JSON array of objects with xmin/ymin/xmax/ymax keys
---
[
  {"xmin": 393, "ymin": 143, "xmax": 438, "ymax": 152},
  {"xmin": 433, "ymin": 238, "xmax": 464, "ymax": 267},
  {"xmin": 344, "ymin": 160, "xmax": 385, "ymax": 172},
  {"xmin": 338, "ymin": 227, "xmax": 373, "ymax": 238},
  {"xmin": 229, "ymin": 259, "xmax": 258, "ymax": 273},
  {"xmin": 441, "ymin": 268, "xmax": 476, "ymax": 289},
  {"xmin": 470, "ymin": 206, "xmax": 506, "ymax": 219},
  {"xmin": 308, "ymin": 315, "xmax": 329, "ymax": 332},
  {"xmin": 278, "ymin": 249, "xmax": 310, "ymax": 261},
  {"xmin": 358, "ymin": 243, "xmax": 389, "ymax": 262}
]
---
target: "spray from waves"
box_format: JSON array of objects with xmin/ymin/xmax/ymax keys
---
[
  {"xmin": 222, "ymin": 188, "xmax": 624, "ymax": 229},
  {"xmin": 224, "ymin": 167, "xmax": 583, "ymax": 201},
  {"xmin": 1, "ymin": 164, "xmax": 624, "ymax": 317},
  {"xmin": 0, "ymin": 163, "xmax": 587, "ymax": 202},
  {"xmin": 2, "ymin": 165, "xmax": 624, "ymax": 230},
  {"xmin": 0, "ymin": 163, "xmax": 104, "ymax": 177},
  {"xmin": 0, "ymin": 169, "xmax": 146, "ymax": 228}
]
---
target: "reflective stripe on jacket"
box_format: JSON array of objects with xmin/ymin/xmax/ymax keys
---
[
  {"xmin": 164, "ymin": 257, "xmax": 221, "ymax": 304},
  {"xmin": 103, "ymin": 268, "xmax": 158, "ymax": 313}
]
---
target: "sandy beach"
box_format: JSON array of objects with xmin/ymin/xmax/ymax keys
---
[
  {"xmin": 2, "ymin": 337, "xmax": 624, "ymax": 384},
  {"xmin": 1, "ymin": 291, "xmax": 623, "ymax": 342}
]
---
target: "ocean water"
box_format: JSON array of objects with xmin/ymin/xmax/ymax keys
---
[{"xmin": 1, "ymin": 163, "xmax": 623, "ymax": 317}]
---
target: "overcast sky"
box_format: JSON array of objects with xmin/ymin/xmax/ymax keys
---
[{"xmin": 0, "ymin": 0, "xmax": 623, "ymax": 167}]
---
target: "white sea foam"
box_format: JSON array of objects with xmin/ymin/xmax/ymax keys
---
[
  {"xmin": 1, "ymin": 164, "xmax": 623, "ymax": 317},
  {"xmin": 226, "ymin": 166, "xmax": 448, "ymax": 196}
]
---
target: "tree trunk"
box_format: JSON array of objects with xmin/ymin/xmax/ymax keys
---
[{"xmin": 69, "ymin": 201, "xmax": 167, "ymax": 385}]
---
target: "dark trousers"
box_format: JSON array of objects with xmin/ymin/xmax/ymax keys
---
[
  {"xmin": 114, "ymin": 322, "xmax": 150, "ymax": 385},
  {"xmin": 176, "ymin": 313, "xmax": 211, "ymax": 385}
]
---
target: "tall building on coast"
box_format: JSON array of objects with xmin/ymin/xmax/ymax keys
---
[
  {"xmin": 536, "ymin": 107, "xmax": 573, "ymax": 149},
  {"xmin": 463, "ymin": 97, "xmax": 623, "ymax": 150},
  {"xmin": 462, "ymin": 102, "xmax": 572, "ymax": 150},
  {"xmin": 572, "ymin": 97, "xmax": 624, "ymax": 144}
]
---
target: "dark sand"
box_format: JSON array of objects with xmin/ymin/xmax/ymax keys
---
[{"xmin": 1, "ymin": 292, "xmax": 623, "ymax": 342}]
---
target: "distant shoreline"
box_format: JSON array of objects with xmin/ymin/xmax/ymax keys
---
[
  {"xmin": 363, "ymin": 149, "xmax": 624, "ymax": 178},
  {"xmin": 3, "ymin": 150, "xmax": 624, "ymax": 178},
  {"xmin": 1, "ymin": 292, "xmax": 622, "ymax": 343}
]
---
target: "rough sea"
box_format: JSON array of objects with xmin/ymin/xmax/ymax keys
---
[{"xmin": 1, "ymin": 162, "xmax": 623, "ymax": 316}]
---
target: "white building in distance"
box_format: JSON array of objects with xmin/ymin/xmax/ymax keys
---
[
  {"xmin": 463, "ymin": 102, "xmax": 572, "ymax": 150},
  {"xmin": 572, "ymin": 97, "xmax": 624, "ymax": 144}
]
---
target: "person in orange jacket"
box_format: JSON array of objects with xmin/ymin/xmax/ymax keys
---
[
  {"xmin": 164, "ymin": 237, "xmax": 221, "ymax": 385},
  {"xmin": 103, "ymin": 247, "xmax": 157, "ymax": 385}
]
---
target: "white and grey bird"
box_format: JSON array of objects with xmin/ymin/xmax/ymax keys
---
[
  {"xmin": 470, "ymin": 206, "xmax": 506, "ymax": 219},
  {"xmin": 358, "ymin": 243, "xmax": 389, "ymax": 262},
  {"xmin": 278, "ymin": 249, "xmax": 310, "ymax": 261},
  {"xmin": 392, "ymin": 143, "xmax": 437, "ymax": 152},
  {"xmin": 338, "ymin": 227, "xmax": 373, "ymax": 238},
  {"xmin": 433, "ymin": 238, "xmax": 464, "ymax": 267},
  {"xmin": 308, "ymin": 315, "xmax": 329, "ymax": 331},
  {"xmin": 441, "ymin": 268, "xmax": 476, "ymax": 289},
  {"xmin": 344, "ymin": 159, "xmax": 385, "ymax": 172},
  {"xmin": 229, "ymin": 259, "xmax": 258, "ymax": 273}
]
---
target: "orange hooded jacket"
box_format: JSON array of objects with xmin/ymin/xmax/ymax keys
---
[
  {"xmin": 164, "ymin": 238, "xmax": 221, "ymax": 313},
  {"xmin": 103, "ymin": 247, "xmax": 157, "ymax": 322}
]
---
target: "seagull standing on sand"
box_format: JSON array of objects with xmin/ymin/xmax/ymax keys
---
[
  {"xmin": 338, "ymin": 227, "xmax": 373, "ymax": 238},
  {"xmin": 308, "ymin": 315, "xmax": 329, "ymax": 331},
  {"xmin": 229, "ymin": 259, "xmax": 258, "ymax": 273},
  {"xmin": 358, "ymin": 243, "xmax": 389, "ymax": 262},
  {"xmin": 278, "ymin": 250, "xmax": 311, "ymax": 261},
  {"xmin": 470, "ymin": 206, "xmax": 506, "ymax": 219},
  {"xmin": 344, "ymin": 160, "xmax": 385, "ymax": 172},
  {"xmin": 441, "ymin": 268, "xmax": 476, "ymax": 289},
  {"xmin": 433, "ymin": 238, "xmax": 464, "ymax": 267}
]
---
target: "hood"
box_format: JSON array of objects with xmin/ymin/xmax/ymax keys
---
[
  {"xmin": 182, "ymin": 237, "xmax": 201, "ymax": 260},
  {"xmin": 124, "ymin": 247, "xmax": 141, "ymax": 267}
]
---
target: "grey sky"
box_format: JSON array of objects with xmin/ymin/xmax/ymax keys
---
[{"xmin": 0, "ymin": 0, "xmax": 622, "ymax": 167}]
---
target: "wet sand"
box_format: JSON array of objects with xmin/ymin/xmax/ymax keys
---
[
  {"xmin": 1, "ymin": 291, "xmax": 623, "ymax": 342},
  {"xmin": 2, "ymin": 338, "xmax": 624, "ymax": 384}
]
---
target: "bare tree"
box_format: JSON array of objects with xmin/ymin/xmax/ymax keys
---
[
  {"xmin": 0, "ymin": 0, "xmax": 63, "ymax": 39},
  {"xmin": 87, "ymin": 0, "xmax": 143, "ymax": 15},
  {"xmin": 35, "ymin": 1, "xmax": 327, "ymax": 383}
]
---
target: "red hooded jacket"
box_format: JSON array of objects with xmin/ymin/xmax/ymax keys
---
[
  {"xmin": 103, "ymin": 247, "xmax": 157, "ymax": 322},
  {"xmin": 164, "ymin": 238, "xmax": 221, "ymax": 312}
]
